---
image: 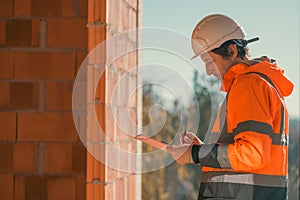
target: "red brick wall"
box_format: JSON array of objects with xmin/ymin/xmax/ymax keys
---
[
  {"xmin": 0, "ymin": 0, "xmax": 87, "ymax": 199},
  {"xmin": 86, "ymin": 0, "xmax": 141, "ymax": 199},
  {"xmin": 0, "ymin": 0, "xmax": 141, "ymax": 199}
]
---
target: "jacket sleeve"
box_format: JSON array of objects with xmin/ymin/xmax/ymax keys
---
[{"xmin": 193, "ymin": 74, "xmax": 275, "ymax": 170}]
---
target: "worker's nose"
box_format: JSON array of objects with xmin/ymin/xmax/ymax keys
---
[{"xmin": 205, "ymin": 64, "xmax": 214, "ymax": 76}]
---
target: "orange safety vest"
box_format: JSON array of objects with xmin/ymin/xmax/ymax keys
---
[{"xmin": 192, "ymin": 61, "xmax": 294, "ymax": 200}]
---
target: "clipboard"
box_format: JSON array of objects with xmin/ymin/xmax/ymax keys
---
[{"xmin": 134, "ymin": 134, "xmax": 169, "ymax": 151}]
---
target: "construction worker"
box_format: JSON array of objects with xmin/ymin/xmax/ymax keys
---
[{"xmin": 167, "ymin": 14, "xmax": 294, "ymax": 200}]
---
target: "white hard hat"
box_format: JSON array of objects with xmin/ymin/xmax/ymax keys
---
[{"xmin": 191, "ymin": 14, "xmax": 246, "ymax": 59}]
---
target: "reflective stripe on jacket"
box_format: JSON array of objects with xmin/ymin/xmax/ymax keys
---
[{"xmin": 194, "ymin": 61, "xmax": 294, "ymax": 200}]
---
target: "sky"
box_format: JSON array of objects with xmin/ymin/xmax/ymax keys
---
[{"xmin": 141, "ymin": 0, "xmax": 299, "ymax": 117}]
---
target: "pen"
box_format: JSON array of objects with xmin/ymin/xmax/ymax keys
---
[
  {"xmin": 184, "ymin": 121, "xmax": 187, "ymax": 137},
  {"xmin": 182, "ymin": 115, "xmax": 188, "ymax": 144}
]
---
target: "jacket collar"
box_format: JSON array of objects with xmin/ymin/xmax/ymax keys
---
[
  {"xmin": 221, "ymin": 63, "xmax": 248, "ymax": 92},
  {"xmin": 220, "ymin": 61, "xmax": 293, "ymax": 97}
]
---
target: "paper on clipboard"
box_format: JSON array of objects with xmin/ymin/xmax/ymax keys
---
[{"xmin": 134, "ymin": 134, "xmax": 169, "ymax": 151}]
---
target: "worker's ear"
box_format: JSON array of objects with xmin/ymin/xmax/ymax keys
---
[{"xmin": 227, "ymin": 44, "xmax": 238, "ymax": 58}]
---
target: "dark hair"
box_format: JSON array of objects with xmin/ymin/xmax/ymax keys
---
[{"xmin": 211, "ymin": 40, "xmax": 249, "ymax": 59}]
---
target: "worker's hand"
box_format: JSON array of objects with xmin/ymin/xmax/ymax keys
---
[
  {"xmin": 180, "ymin": 132, "xmax": 203, "ymax": 145},
  {"xmin": 166, "ymin": 145, "xmax": 193, "ymax": 165}
]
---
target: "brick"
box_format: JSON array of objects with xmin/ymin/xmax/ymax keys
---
[
  {"xmin": 14, "ymin": 0, "xmax": 32, "ymax": 17},
  {"xmin": 44, "ymin": 143, "xmax": 72, "ymax": 173},
  {"xmin": 87, "ymin": 0, "xmax": 95, "ymax": 22},
  {"xmin": 0, "ymin": 0, "xmax": 13, "ymax": 16},
  {"xmin": 116, "ymin": 108, "xmax": 136, "ymax": 140},
  {"xmin": 111, "ymin": 70, "xmax": 132, "ymax": 108},
  {"xmin": 47, "ymin": 18, "xmax": 87, "ymax": 48},
  {"xmin": 128, "ymin": 7, "xmax": 137, "ymax": 31},
  {"xmin": 45, "ymin": 81, "xmax": 73, "ymax": 110},
  {"xmin": 47, "ymin": 176, "xmax": 76, "ymax": 200},
  {"xmin": 88, "ymin": 0, "xmax": 106, "ymax": 22},
  {"xmin": 86, "ymin": 36, "xmax": 106, "ymax": 66},
  {"xmin": 15, "ymin": 175, "xmax": 53, "ymax": 200},
  {"xmin": 107, "ymin": 0, "xmax": 120, "ymax": 32},
  {"xmin": 127, "ymin": 50, "xmax": 138, "ymax": 70},
  {"xmin": 125, "ymin": 0, "xmax": 137, "ymax": 11},
  {"xmin": 105, "ymin": 68, "xmax": 115, "ymax": 105},
  {"xmin": 75, "ymin": 175, "xmax": 86, "ymax": 200},
  {"xmin": 118, "ymin": 142, "xmax": 129, "ymax": 177},
  {"xmin": 94, "ymin": 0, "xmax": 106, "ymax": 22},
  {"xmin": 105, "ymin": 143, "xmax": 118, "ymax": 183},
  {"xmin": 32, "ymin": 0, "xmax": 61, "ymax": 16},
  {"xmin": 13, "ymin": 143, "xmax": 38, "ymax": 172},
  {"xmin": 79, "ymin": 0, "xmax": 88, "ymax": 17},
  {"xmin": 18, "ymin": 112, "xmax": 78, "ymax": 141},
  {"xmin": 0, "ymin": 81, "xmax": 11, "ymax": 109},
  {"xmin": 128, "ymin": 175, "xmax": 136, "ymax": 200},
  {"xmin": 0, "ymin": 174, "xmax": 13, "ymax": 200},
  {"xmin": 92, "ymin": 183, "xmax": 104, "ymax": 200},
  {"xmin": 115, "ymin": 177, "xmax": 126, "ymax": 200},
  {"xmin": 73, "ymin": 105, "xmax": 87, "ymax": 142},
  {"xmin": 0, "ymin": 112, "xmax": 16, "ymax": 141},
  {"xmin": 86, "ymin": 152, "xmax": 93, "ymax": 182},
  {"xmin": 31, "ymin": 0, "xmax": 86, "ymax": 17},
  {"xmin": 92, "ymin": 104, "xmax": 106, "ymax": 141},
  {"xmin": 96, "ymin": 70, "xmax": 106, "ymax": 103},
  {"xmin": 15, "ymin": 175, "xmax": 49, "ymax": 199},
  {"xmin": 0, "ymin": 81, "xmax": 40, "ymax": 110},
  {"xmin": 0, "ymin": 51, "xmax": 14, "ymax": 78},
  {"xmin": 14, "ymin": 175, "xmax": 25, "ymax": 199},
  {"xmin": 0, "ymin": 20, "xmax": 6, "ymax": 45},
  {"xmin": 105, "ymin": 66, "xmax": 120, "ymax": 106},
  {"xmin": 31, "ymin": 18, "xmax": 40, "ymax": 46},
  {"xmin": 115, "ymin": 52, "xmax": 127, "ymax": 71},
  {"xmin": 5, "ymin": 19, "xmax": 39, "ymax": 47},
  {"xmin": 128, "ymin": 142, "xmax": 137, "ymax": 173},
  {"xmin": 121, "ymin": 4, "xmax": 130, "ymax": 32},
  {"xmin": 86, "ymin": 183, "xmax": 104, "ymax": 200},
  {"xmin": 61, "ymin": 0, "xmax": 76, "ymax": 16},
  {"xmin": 0, "ymin": 143, "xmax": 13, "ymax": 172},
  {"xmin": 14, "ymin": 51, "xmax": 76, "ymax": 80},
  {"xmin": 72, "ymin": 143, "xmax": 86, "ymax": 173},
  {"xmin": 128, "ymin": 140, "xmax": 137, "ymax": 153},
  {"xmin": 76, "ymin": 50, "xmax": 88, "ymax": 73},
  {"xmin": 92, "ymin": 145, "xmax": 105, "ymax": 180},
  {"xmin": 87, "ymin": 144, "xmax": 105, "ymax": 177},
  {"xmin": 103, "ymin": 104, "xmax": 116, "ymax": 142},
  {"xmin": 87, "ymin": 22, "xmax": 106, "ymax": 51},
  {"xmin": 86, "ymin": 150, "xmax": 105, "ymax": 183},
  {"xmin": 61, "ymin": 0, "xmax": 88, "ymax": 17},
  {"xmin": 10, "ymin": 82, "xmax": 39, "ymax": 109},
  {"xmin": 88, "ymin": 66, "xmax": 105, "ymax": 103},
  {"xmin": 62, "ymin": 0, "xmax": 83, "ymax": 17},
  {"xmin": 86, "ymin": 183, "xmax": 92, "ymax": 199},
  {"xmin": 104, "ymin": 183, "xmax": 114, "ymax": 200}
]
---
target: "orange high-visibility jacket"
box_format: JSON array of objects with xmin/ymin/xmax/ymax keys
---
[{"xmin": 192, "ymin": 61, "xmax": 294, "ymax": 199}]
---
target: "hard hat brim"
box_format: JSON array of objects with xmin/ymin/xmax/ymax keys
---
[{"xmin": 191, "ymin": 54, "xmax": 199, "ymax": 60}]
